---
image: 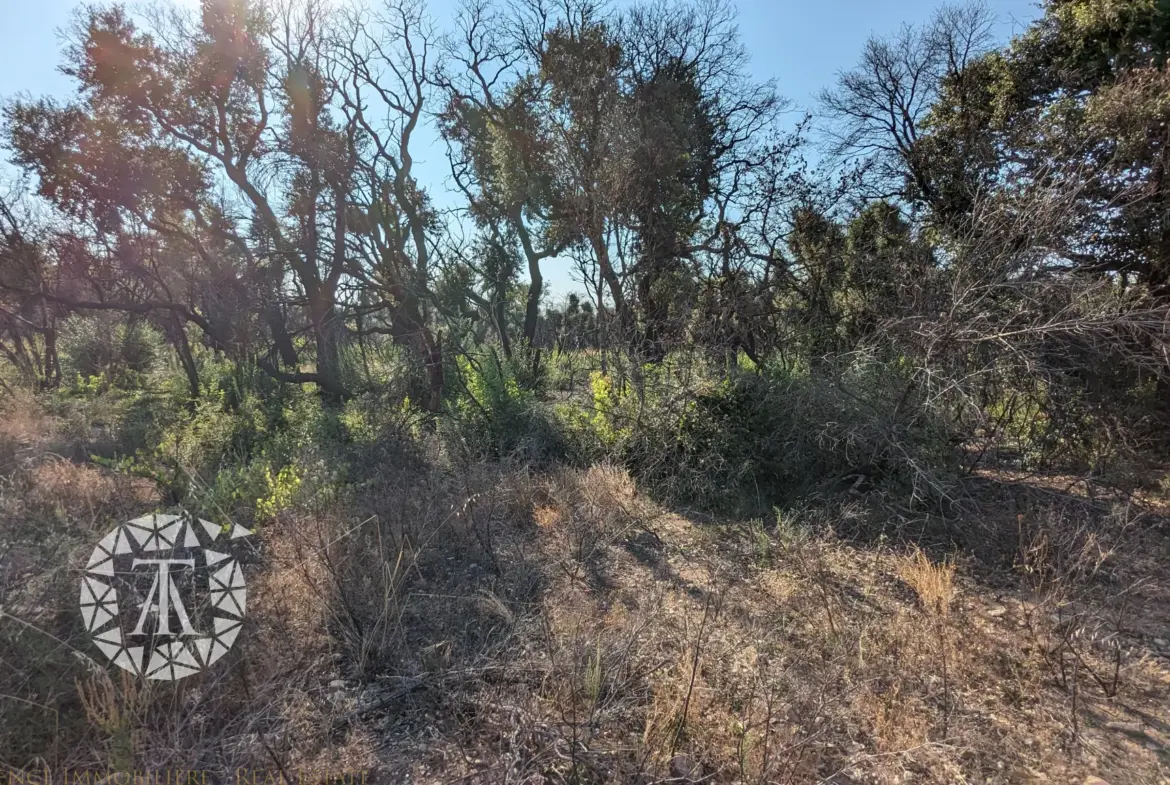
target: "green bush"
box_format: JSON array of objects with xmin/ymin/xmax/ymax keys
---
[
  {"xmin": 444, "ymin": 350, "xmax": 564, "ymax": 460},
  {"xmin": 546, "ymin": 349, "xmax": 596, "ymax": 392},
  {"xmin": 559, "ymin": 353, "xmax": 957, "ymax": 513},
  {"xmin": 60, "ymin": 313, "xmax": 162, "ymax": 391}
]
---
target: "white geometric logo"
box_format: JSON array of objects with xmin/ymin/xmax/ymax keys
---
[{"xmin": 80, "ymin": 512, "xmax": 252, "ymax": 681}]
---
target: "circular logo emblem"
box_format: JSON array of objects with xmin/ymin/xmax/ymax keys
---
[{"xmin": 80, "ymin": 512, "xmax": 252, "ymax": 681}]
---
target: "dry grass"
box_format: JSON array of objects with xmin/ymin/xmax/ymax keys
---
[
  {"xmin": 897, "ymin": 548, "xmax": 956, "ymax": 617},
  {"xmin": 3, "ymin": 400, "xmax": 1170, "ymax": 784},
  {"xmin": 75, "ymin": 668, "xmax": 152, "ymax": 770}
]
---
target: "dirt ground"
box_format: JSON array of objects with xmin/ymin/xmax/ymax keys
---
[{"xmin": 3, "ymin": 400, "xmax": 1169, "ymax": 784}]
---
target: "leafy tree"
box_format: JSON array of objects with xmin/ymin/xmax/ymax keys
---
[
  {"xmin": 3, "ymin": 0, "xmax": 452, "ymax": 405},
  {"xmin": 920, "ymin": 0, "xmax": 1170, "ymax": 292}
]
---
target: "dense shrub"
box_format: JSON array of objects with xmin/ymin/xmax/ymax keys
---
[
  {"xmin": 444, "ymin": 350, "xmax": 565, "ymax": 461},
  {"xmin": 558, "ymin": 353, "xmax": 958, "ymax": 513},
  {"xmin": 59, "ymin": 314, "xmax": 162, "ymax": 391}
]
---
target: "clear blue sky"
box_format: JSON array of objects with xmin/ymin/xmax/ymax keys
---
[{"xmin": 0, "ymin": 0, "xmax": 1040, "ymax": 297}]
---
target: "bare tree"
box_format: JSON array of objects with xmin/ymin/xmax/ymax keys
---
[
  {"xmin": 331, "ymin": 0, "xmax": 447, "ymax": 408},
  {"xmin": 819, "ymin": 1, "xmax": 994, "ymax": 206}
]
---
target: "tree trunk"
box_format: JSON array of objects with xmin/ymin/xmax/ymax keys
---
[
  {"xmin": 266, "ymin": 306, "xmax": 300, "ymax": 368},
  {"xmin": 523, "ymin": 258, "xmax": 543, "ymax": 348},
  {"xmin": 305, "ymin": 274, "xmax": 347, "ymax": 403},
  {"xmin": 425, "ymin": 333, "xmax": 444, "ymax": 413},
  {"xmin": 165, "ymin": 315, "xmax": 201, "ymax": 402},
  {"xmin": 387, "ymin": 282, "xmax": 443, "ymax": 411},
  {"xmin": 493, "ymin": 293, "xmax": 513, "ymax": 361},
  {"xmin": 41, "ymin": 318, "xmax": 60, "ymax": 389},
  {"xmin": 591, "ymin": 233, "xmax": 626, "ymax": 331},
  {"xmin": 312, "ymin": 299, "xmax": 347, "ymax": 403}
]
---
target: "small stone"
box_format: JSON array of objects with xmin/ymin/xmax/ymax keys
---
[
  {"xmin": 1154, "ymin": 638, "xmax": 1167, "ymax": 646},
  {"xmin": 329, "ymin": 679, "xmax": 346, "ymax": 689},
  {"xmin": 986, "ymin": 605, "xmax": 1007, "ymax": 617},
  {"xmin": 669, "ymin": 755, "xmax": 700, "ymax": 782}
]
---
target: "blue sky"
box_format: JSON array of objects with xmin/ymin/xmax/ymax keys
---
[{"xmin": 0, "ymin": 0, "xmax": 1040, "ymax": 296}]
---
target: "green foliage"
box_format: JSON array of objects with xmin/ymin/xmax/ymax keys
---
[
  {"xmin": 2, "ymin": 0, "xmax": 1166, "ymax": 548},
  {"xmin": 984, "ymin": 382, "xmax": 1051, "ymax": 467},
  {"xmin": 554, "ymin": 366, "xmax": 642, "ymax": 459},
  {"xmin": 622, "ymin": 370, "xmax": 788, "ymax": 510},
  {"xmin": 587, "ymin": 370, "xmax": 629, "ymax": 446},
  {"xmin": 445, "ymin": 350, "xmax": 563, "ymax": 460},
  {"xmin": 343, "ymin": 337, "xmax": 425, "ymax": 400},
  {"xmin": 546, "ymin": 348, "xmax": 601, "ymax": 393},
  {"xmin": 553, "ymin": 352, "xmax": 957, "ymax": 513},
  {"xmin": 60, "ymin": 314, "xmax": 162, "ymax": 392},
  {"xmin": 256, "ymin": 464, "xmax": 302, "ymax": 521},
  {"xmin": 917, "ymin": 0, "xmax": 1170, "ymax": 289},
  {"xmin": 63, "ymin": 349, "xmax": 355, "ymax": 521}
]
